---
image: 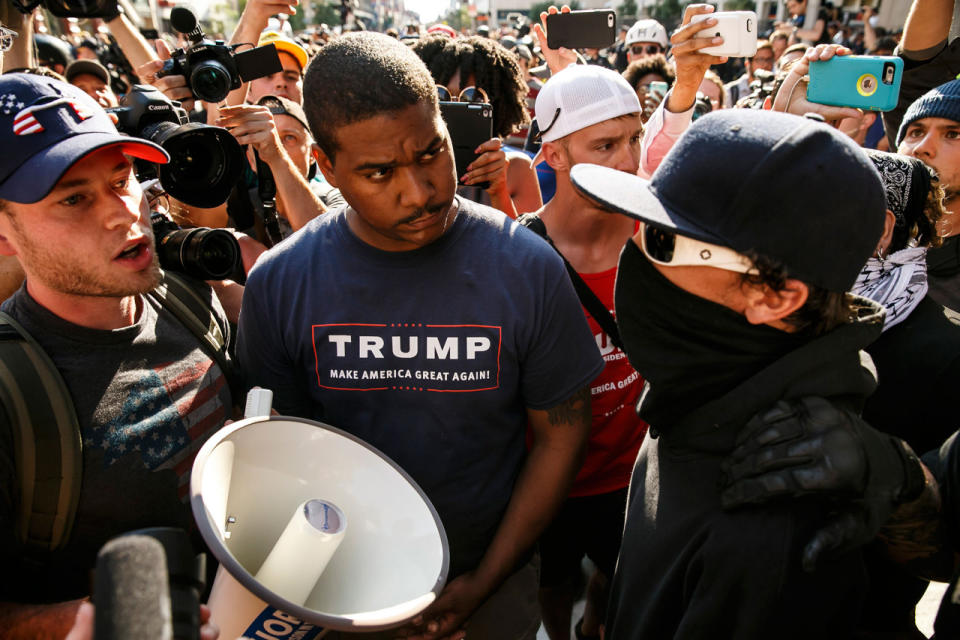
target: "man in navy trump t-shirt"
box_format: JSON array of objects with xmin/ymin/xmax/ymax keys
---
[{"xmin": 236, "ymin": 33, "xmax": 603, "ymax": 640}]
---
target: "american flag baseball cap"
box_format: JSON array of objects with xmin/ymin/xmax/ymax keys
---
[{"xmin": 0, "ymin": 73, "xmax": 169, "ymax": 204}]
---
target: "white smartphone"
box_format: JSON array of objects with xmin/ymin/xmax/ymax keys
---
[{"xmin": 690, "ymin": 11, "xmax": 758, "ymax": 58}]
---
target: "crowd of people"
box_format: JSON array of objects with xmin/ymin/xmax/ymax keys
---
[{"xmin": 2, "ymin": 0, "xmax": 960, "ymax": 638}]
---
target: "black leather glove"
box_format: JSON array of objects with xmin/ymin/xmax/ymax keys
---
[{"xmin": 719, "ymin": 396, "xmax": 926, "ymax": 572}]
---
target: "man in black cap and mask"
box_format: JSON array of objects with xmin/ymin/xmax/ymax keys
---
[{"xmin": 569, "ymin": 109, "xmax": 928, "ymax": 638}]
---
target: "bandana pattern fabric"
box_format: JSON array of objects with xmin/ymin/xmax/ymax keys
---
[
  {"xmin": 853, "ymin": 247, "xmax": 928, "ymax": 331},
  {"xmin": 869, "ymin": 150, "xmax": 914, "ymax": 233}
]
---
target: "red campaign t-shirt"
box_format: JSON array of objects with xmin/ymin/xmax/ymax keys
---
[{"xmin": 569, "ymin": 265, "xmax": 648, "ymax": 497}]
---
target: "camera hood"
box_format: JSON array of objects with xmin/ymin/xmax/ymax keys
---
[{"xmin": 151, "ymin": 122, "xmax": 244, "ymax": 209}]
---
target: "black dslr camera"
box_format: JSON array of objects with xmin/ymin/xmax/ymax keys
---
[
  {"xmin": 157, "ymin": 7, "xmax": 282, "ymax": 103},
  {"xmin": 109, "ymin": 84, "xmax": 243, "ymax": 209},
  {"xmin": 151, "ymin": 212, "xmax": 242, "ymax": 282}
]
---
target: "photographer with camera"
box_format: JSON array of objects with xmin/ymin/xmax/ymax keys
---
[
  {"xmin": 132, "ymin": 9, "xmax": 325, "ymax": 243},
  {"xmin": 723, "ymin": 39, "xmax": 774, "ymax": 107},
  {"xmin": 0, "ymin": 73, "xmax": 237, "ymax": 638},
  {"xmin": 216, "ymin": 95, "xmax": 333, "ymax": 236}
]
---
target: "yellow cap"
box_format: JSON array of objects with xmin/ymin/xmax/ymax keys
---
[{"xmin": 258, "ymin": 31, "xmax": 308, "ymax": 71}]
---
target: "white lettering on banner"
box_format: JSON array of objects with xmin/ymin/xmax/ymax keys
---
[
  {"xmin": 313, "ymin": 323, "xmax": 502, "ymax": 392},
  {"xmin": 359, "ymin": 336, "xmax": 384, "ymax": 358},
  {"xmin": 328, "ymin": 334, "xmax": 351, "ymax": 357},
  {"xmin": 393, "ymin": 336, "xmax": 418, "ymax": 358},
  {"xmin": 617, "ymin": 370, "xmax": 640, "ymax": 389},
  {"xmin": 264, "ymin": 620, "xmax": 293, "ymax": 636},
  {"xmin": 595, "ymin": 332, "xmax": 615, "ymax": 357},
  {"xmin": 247, "ymin": 607, "xmax": 320, "ymax": 640},
  {"xmin": 426, "ymin": 336, "xmax": 458, "ymax": 359},
  {"xmin": 329, "ymin": 334, "xmax": 493, "ymax": 360},
  {"xmin": 466, "ymin": 336, "xmax": 491, "ymax": 359},
  {"xmin": 592, "ymin": 382, "xmax": 617, "ymax": 395}
]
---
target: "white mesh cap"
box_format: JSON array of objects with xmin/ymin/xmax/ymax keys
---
[
  {"xmin": 535, "ymin": 64, "xmax": 642, "ymax": 144},
  {"xmin": 625, "ymin": 19, "xmax": 668, "ymax": 48}
]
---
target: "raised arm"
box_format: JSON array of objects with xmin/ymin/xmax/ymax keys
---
[{"xmin": 902, "ymin": 0, "xmax": 954, "ymax": 54}]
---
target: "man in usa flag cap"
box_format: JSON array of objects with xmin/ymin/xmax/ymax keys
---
[
  {"xmin": 0, "ymin": 73, "xmax": 167, "ymax": 202},
  {"xmin": 0, "ymin": 73, "xmax": 235, "ymax": 637}
]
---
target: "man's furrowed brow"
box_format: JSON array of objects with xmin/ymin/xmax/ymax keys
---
[
  {"xmin": 419, "ymin": 135, "xmax": 446, "ymax": 156},
  {"xmin": 354, "ymin": 159, "xmax": 397, "ymax": 172}
]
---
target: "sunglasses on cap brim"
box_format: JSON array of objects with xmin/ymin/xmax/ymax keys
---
[{"xmin": 639, "ymin": 222, "xmax": 757, "ymax": 275}]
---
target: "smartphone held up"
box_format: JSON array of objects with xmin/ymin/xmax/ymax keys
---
[
  {"xmin": 546, "ymin": 10, "xmax": 617, "ymax": 50},
  {"xmin": 808, "ymin": 55, "xmax": 904, "ymax": 112},
  {"xmin": 690, "ymin": 11, "xmax": 758, "ymax": 59}
]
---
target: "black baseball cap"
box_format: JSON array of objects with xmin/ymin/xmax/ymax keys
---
[
  {"xmin": 65, "ymin": 59, "xmax": 109, "ymax": 85},
  {"xmin": 570, "ymin": 109, "xmax": 885, "ymax": 292},
  {"xmin": 257, "ymin": 95, "xmax": 311, "ymax": 135}
]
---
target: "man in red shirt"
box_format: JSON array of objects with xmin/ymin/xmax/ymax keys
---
[{"xmin": 526, "ymin": 64, "xmax": 646, "ymax": 640}]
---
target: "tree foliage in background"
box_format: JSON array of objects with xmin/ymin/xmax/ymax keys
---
[
  {"xmin": 619, "ymin": 0, "xmax": 638, "ymax": 24},
  {"xmin": 650, "ymin": 0, "xmax": 683, "ymax": 31},
  {"xmin": 528, "ymin": 0, "xmax": 580, "ymax": 24},
  {"xmin": 288, "ymin": 0, "xmax": 342, "ymax": 30},
  {"xmin": 440, "ymin": 3, "xmax": 470, "ymax": 31}
]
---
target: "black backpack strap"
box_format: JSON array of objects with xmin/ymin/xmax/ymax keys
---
[
  {"xmin": 147, "ymin": 271, "xmax": 240, "ymax": 399},
  {"xmin": 517, "ymin": 214, "xmax": 624, "ymax": 351},
  {"xmin": 0, "ymin": 311, "xmax": 82, "ymax": 552}
]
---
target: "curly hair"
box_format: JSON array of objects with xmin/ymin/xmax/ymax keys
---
[
  {"xmin": 739, "ymin": 251, "xmax": 859, "ymax": 337},
  {"xmin": 411, "ymin": 34, "xmax": 529, "ymax": 138},
  {"xmin": 901, "ymin": 164, "xmax": 947, "ymax": 250},
  {"xmin": 621, "ymin": 54, "xmax": 675, "ymax": 93},
  {"xmin": 302, "ymin": 32, "xmax": 437, "ymax": 161}
]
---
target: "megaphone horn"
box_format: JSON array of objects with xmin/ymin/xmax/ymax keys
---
[{"xmin": 190, "ymin": 416, "xmax": 449, "ymax": 640}]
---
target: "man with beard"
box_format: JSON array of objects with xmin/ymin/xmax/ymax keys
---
[
  {"xmin": 569, "ymin": 109, "xmax": 925, "ymax": 637},
  {"xmin": 0, "ymin": 74, "xmax": 235, "ymax": 637},
  {"xmin": 236, "ymin": 33, "xmax": 603, "ymax": 640}
]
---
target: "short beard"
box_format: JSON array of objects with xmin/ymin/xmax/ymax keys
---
[{"xmin": 9, "ymin": 214, "xmax": 162, "ymax": 298}]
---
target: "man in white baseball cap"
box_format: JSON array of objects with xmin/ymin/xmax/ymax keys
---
[
  {"xmin": 521, "ymin": 63, "xmax": 647, "ymax": 640},
  {"xmin": 625, "ymin": 18, "xmax": 668, "ymax": 63}
]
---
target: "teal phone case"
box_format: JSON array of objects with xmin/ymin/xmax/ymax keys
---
[{"xmin": 808, "ymin": 55, "xmax": 903, "ymax": 112}]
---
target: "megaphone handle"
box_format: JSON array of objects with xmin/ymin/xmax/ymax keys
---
[{"xmin": 244, "ymin": 388, "xmax": 274, "ymax": 418}]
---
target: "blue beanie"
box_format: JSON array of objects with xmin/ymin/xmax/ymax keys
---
[{"xmin": 897, "ymin": 78, "xmax": 960, "ymax": 146}]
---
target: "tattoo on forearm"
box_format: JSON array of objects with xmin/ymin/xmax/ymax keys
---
[{"xmin": 546, "ymin": 387, "xmax": 590, "ymax": 427}]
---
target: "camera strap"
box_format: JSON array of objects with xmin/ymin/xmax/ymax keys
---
[
  {"xmin": 253, "ymin": 149, "xmax": 283, "ymax": 247},
  {"xmin": 516, "ymin": 213, "xmax": 624, "ymax": 351}
]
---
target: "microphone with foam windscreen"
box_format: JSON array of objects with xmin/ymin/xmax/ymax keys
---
[
  {"xmin": 93, "ymin": 534, "xmax": 173, "ymax": 640},
  {"xmin": 134, "ymin": 527, "xmax": 206, "ymax": 640}
]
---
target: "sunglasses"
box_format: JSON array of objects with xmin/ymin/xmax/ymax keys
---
[
  {"xmin": 639, "ymin": 223, "xmax": 756, "ymax": 274},
  {"xmin": 0, "ymin": 26, "xmax": 18, "ymax": 53},
  {"xmin": 437, "ymin": 85, "xmax": 490, "ymax": 104},
  {"xmin": 630, "ymin": 44, "xmax": 662, "ymax": 55}
]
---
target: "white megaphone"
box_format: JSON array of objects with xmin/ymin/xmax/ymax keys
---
[{"xmin": 190, "ymin": 398, "xmax": 449, "ymax": 640}]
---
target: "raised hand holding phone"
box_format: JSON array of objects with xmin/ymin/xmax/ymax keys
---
[
  {"xmin": 533, "ymin": 5, "xmax": 579, "ymax": 75},
  {"xmin": 772, "ymin": 44, "xmax": 863, "ymax": 126},
  {"xmin": 667, "ymin": 4, "xmax": 731, "ymax": 113}
]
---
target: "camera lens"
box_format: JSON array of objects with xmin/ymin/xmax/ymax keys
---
[
  {"xmin": 156, "ymin": 227, "xmax": 240, "ymax": 280},
  {"xmin": 145, "ymin": 122, "xmax": 243, "ymax": 208},
  {"xmin": 190, "ymin": 60, "xmax": 233, "ymax": 103}
]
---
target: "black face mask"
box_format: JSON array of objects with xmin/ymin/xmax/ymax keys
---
[{"xmin": 614, "ymin": 240, "xmax": 805, "ymax": 429}]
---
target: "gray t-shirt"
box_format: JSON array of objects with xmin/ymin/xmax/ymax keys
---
[{"xmin": 0, "ymin": 284, "xmax": 233, "ymax": 602}]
